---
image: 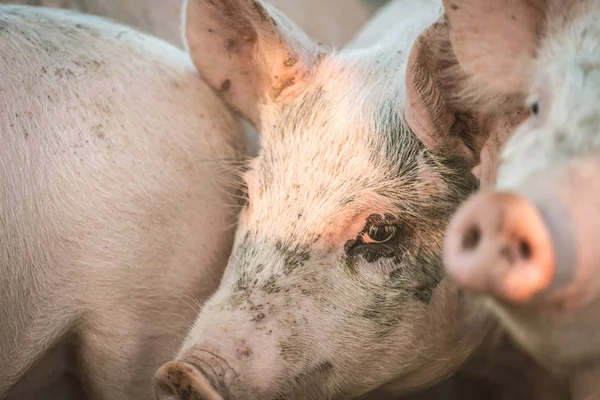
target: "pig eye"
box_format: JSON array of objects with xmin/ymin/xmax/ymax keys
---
[
  {"xmin": 531, "ymin": 102, "xmax": 540, "ymax": 115},
  {"xmin": 526, "ymin": 96, "xmax": 541, "ymax": 116},
  {"xmin": 363, "ymin": 224, "xmax": 398, "ymax": 244}
]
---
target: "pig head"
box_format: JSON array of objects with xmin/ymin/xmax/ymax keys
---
[
  {"xmin": 152, "ymin": 0, "xmax": 499, "ymax": 399},
  {"xmin": 439, "ymin": 0, "xmax": 600, "ymax": 383}
]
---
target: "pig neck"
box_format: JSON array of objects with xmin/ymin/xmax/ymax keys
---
[{"xmin": 459, "ymin": 291, "xmax": 570, "ymax": 399}]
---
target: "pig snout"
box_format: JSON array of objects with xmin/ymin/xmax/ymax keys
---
[
  {"xmin": 443, "ymin": 191, "xmax": 557, "ymax": 304},
  {"xmin": 153, "ymin": 360, "xmax": 224, "ymax": 400}
]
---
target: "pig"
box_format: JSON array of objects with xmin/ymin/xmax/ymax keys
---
[
  {"xmin": 440, "ymin": 0, "xmax": 600, "ymax": 398},
  {"xmin": 150, "ymin": 0, "xmax": 566, "ymax": 399},
  {"xmin": 4, "ymin": 0, "xmax": 376, "ymax": 49},
  {"xmin": 0, "ymin": 4, "xmax": 247, "ymax": 400}
]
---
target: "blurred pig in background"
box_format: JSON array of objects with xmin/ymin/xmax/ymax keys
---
[{"xmin": 441, "ymin": 1, "xmax": 600, "ymax": 399}]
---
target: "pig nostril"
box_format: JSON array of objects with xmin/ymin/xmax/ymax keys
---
[
  {"xmin": 519, "ymin": 239, "xmax": 532, "ymax": 260},
  {"xmin": 462, "ymin": 225, "xmax": 481, "ymax": 251}
]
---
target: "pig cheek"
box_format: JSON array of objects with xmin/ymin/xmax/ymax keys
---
[
  {"xmin": 477, "ymin": 109, "xmax": 529, "ymax": 188},
  {"xmin": 497, "ymin": 121, "xmax": 546, "ymax": 187}
]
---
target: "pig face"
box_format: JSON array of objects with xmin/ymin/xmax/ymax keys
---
[
  {"xmin": 441, "ymin": 0, "xmax": 600, "ymax": 189},
  {"xmin": 498, "ymin": 9, "xmax": 600, "ymax": 189},
  {"xmin": 153, "ymin": 1, "xmax": 492, "ymax": 399},
  {"xmin": 440, "ymin": 0, "xmax": 600, "ymax": 371}
]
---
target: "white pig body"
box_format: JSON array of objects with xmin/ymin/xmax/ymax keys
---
[{"xmin": 0, "ymin": 5, "xmax": 246, "ymax": 400}]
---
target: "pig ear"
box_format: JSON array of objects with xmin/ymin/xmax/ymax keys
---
[
  {"xmin": 184, "ymin": 0, "xmax": 325, "ymax": 126},
  {"xmin": 442, "ymin": 0, "xmax": 546, "ymax": 95},
  {"xmin": 405, "ymin": 19, "xmax": 487, "ymax": 167}
]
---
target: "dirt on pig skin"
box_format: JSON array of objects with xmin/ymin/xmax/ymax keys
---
[{"xmin": 151, "ymin": 0, "xmax": 565, "ymax": 399}]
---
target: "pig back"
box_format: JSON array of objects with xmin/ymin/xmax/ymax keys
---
[{"xmin": 0, "ymin": 5, "xmax": 246, "ymax": 394}]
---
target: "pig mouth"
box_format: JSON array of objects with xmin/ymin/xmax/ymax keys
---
[
  {"xmin": 154, "ymin": 354, "xmax": 337, "ymax": 400},
  {"xmin": 184, "ymin": 350, "xmax": 238, "ymax": 398}
]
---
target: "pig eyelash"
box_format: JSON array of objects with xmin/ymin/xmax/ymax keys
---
[
  {"xmin": 344, "ymin": 222, "xmax": 402, "ymax": 255},
  {"xmin": 361, "ymin": 224, "xmax": 398, "ymax": 244}
]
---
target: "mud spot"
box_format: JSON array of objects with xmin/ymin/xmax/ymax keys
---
[
  {"xmin": 274, "ymin": 76, "xmax": 295, "ymax": 97},
  {"xmin": 403, "ymin": 251, "xmax": 445, "ymax": 305},
  {"xmin": 279, "ymin": 341, "xmax": 303, "ymax": 362},
  {"xmin": 253, "ymin": 313, "xmax": 265, "ymax": 322},
  {"xmin": 363, "ymin": 289, "xmax": 406, "ymax": 338},
  {"xmin": 275, "ymin": 241, "xmax": 310, "ymax": 275},
  {"xmin": 363, "ymin": 292, "xmax": 386, "ymax": 321},
  {"xmin": 342, "ymin": 254, "xmax": 357, "ymax": 275},
  {"xmin": 237, "ymin": 342, "xmax": 253, "ymax": 359},
  {"xmin": 157, "ymin": 364, "xmax": 197, "ymax": 400},
  {"xmin": 414, "ymin": 284, "xmax": 435, "ymax": 303},
  {"xmin": 220, "ymin": 79, "xmax": 231, "ymax": 92},
  {"xmin": 235, "ymin": 268, "xmax": 252, "ymax": 291},
  {"xmin": 54, "ymin": 68, "xmax": 75, "ymax": 78},
  {"xmin": 91, "ymin": 124, "xmax": 105, "ymax": 139},
  {"xmin": 262, "ymin": 275, "xmax": 282, "ymax": 294},
  {"xmin": 284, "ymin": 56, "xmax": 297, "ymax": 67}
]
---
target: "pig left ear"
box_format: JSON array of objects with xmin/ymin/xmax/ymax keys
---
[
  {"xmin": 405, "ymin": 18, "xmax": 486, "ymax": 168},
  {"xmin": 184, "ymin": 0, "xmax": 325, "ymax": 127}
]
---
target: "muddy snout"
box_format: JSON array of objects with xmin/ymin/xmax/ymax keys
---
[
  {"xmin": 443, "ymin": 191, "xmax": 557, "ymax": 303},
  {"xmin": 153, "ymin": 361, "xmax": 224, "ymax": 400}
]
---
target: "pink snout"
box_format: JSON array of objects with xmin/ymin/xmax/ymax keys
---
[
  {"xmin": 443, "ymin": 191, "xmax": 556, "ymax": 303},
  {"xmin": 153, "ymin": 361, "xmax": 223, "ymax": 400}
]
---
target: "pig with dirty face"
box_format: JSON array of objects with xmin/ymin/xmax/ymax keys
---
[
  {"xmin": 152, "ymin": 0, "xmax": 499, "ymax": 399},
  {"xmin": 441, "ymin": 0, "xmax": 600, "ymax": 397}
]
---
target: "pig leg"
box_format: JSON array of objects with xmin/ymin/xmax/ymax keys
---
[
  {"xmin": 0, "ymin": 271, "xmax": 76, "ymax": 397},
  {"xmin": 1, "ymin": 327, "xmax": 82, "ymax": 400},
  {"xmin": 77, "ymin": 323, "xmax": 160, "ymax": 399}
]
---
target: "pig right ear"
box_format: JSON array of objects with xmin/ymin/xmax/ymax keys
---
[
  {"xmin": 405, "ymin": 18, "xmax": 488, "ymax": 167},
  {"xmin": 442, "ymin": 0, "xmax": 546, "ymax": 95},
  {"xmin": 184, "ymin": 0, "xmax": 324, "ymax": 126}
]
